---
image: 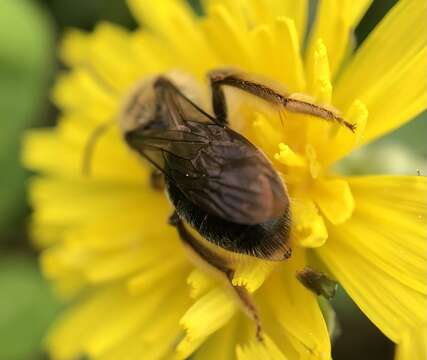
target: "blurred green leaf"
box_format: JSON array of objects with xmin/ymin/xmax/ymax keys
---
[
  {"xmin": 0, "ymin": 255, "xmax": 61, "ymax": 360},
  {"xmin": 0, "ymin": 0, "xmax": 54, "ymax": 241}
]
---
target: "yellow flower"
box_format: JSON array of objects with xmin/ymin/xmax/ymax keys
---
[{"xmin": 23, "ymin": 0, "xmax": 427, "ymax": 359}]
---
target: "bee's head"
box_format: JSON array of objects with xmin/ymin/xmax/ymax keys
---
[
  {"xmin": 119, "ymin": 76, "xmax": 160, "ymax": 135},
  {"xmin": 119, "ymin": 71, "xmax": 208, "ymax": 135}
]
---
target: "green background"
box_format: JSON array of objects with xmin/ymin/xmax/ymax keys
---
[{"xmin": 0, "ymin": 0, "xmax": 425, "ymax": 359}]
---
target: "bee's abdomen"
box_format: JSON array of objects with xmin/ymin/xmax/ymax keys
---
[{"xmin": 166, "ymin": 180, "xmax": 292, "ymax": 261}]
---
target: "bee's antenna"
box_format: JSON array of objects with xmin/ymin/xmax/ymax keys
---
[{"xmin": 82, "ymin": 121, "xmax": 114, "ymax": 177}]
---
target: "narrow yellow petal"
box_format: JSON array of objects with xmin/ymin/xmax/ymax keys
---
[
  {"xmin": 251, "ymin": 24, "xmax": 281, "ymax": 80},
  {"xmin": 193, "ymin": 318, "xmax": 238, "ymax": 360},
  {"xmin": 240, "ymin": 0, "xmax": 308, "ymax": 44},
  {"xmin": 46, "ymin": 282, "xmax": 187, "ymax": 359},
  {"xmin": 317, "ymin": 176, "xmax": 427, "ymax": 342},
  {"xmin": 52, "ymin": 69, "xmax": 117, "ymax": 118},
  {"xmin": 127, "ymin": 260, "xmax": 188, "ymax": 296},
  {"xmin": 128, "ymin": 0, "xmax": 217, "ymax": 77},
  {"xmin": 60, "ymin": 29, "xmax": 89, "ymax": 66},
  {"xmin": 320, "ymin": 99, "xmax": 368, "ymax": 165},
  {"xmin": 274, "ymin": 17, "xmax": 306, "ymax": 92},
  {"xmin": 130, "ymin": 30, "xmax": 174, "ymax": 75},
  {"xmin": 202, "ymin": 4, "xmax": 253, "ymax": 70},
  {"xmin": 30, "ymin": 178, "xmax": 164, "ymax": 225},
  {"xmin": 88, "ymin": 22, "xmax": 141, "ymax": 92},
  {"xmin": 311, "ymin": 178, "xmax": 355, "ymax": 225},
  {"xmin": 236, "ymin": 334, "xmax": 288, "ymax": 360},
  {"xmin": 261, "ymin": 249, "xmax": 331, "ymax": 359},
  {"xmin": 334, "ymin": 0, "xmax": 427, "ymax": 145},
  {"xmin": 306, "ymin": 0, "xmax": 372, "ymax": 79},
  {"xmin": 187, "ymin": 269, "xmax": 216, "ymax": 299},
  {"xmin": 395, "ymin": 325, "xmax": 427, "ymax": 360},
  {"xmin": 232, "ymin": 259, "xmax": 274, "ymax": 293},
  {"xmin": 177, "ymin": 288, "xmax": 237, "ymax": 358}
]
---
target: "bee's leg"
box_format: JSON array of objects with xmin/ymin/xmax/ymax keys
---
[
  {"xmin": 168, "ymin": 211, "xmax": 263, "ymax": 341},
  {"xmin": 296, "ymin": 266, "xmax": 338, "ymax": 300},
  {"xmin": 208, "ymin": 68, "xmax": 355, "ymax": 131},
  {"xmin": 208, "ymin": 70, "xmax": 229, "ymax": 125}
]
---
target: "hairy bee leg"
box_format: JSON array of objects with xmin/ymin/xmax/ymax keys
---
[
  {"xmin": 209, "ymin": 72, "xmax": 229, "ymax": 125},
  {"xmin": 168, "ymin": 212, "xmax": 264, "ymax": 341},
  {"xmin": 208, "ymin": 69, "xmax": 355, "ymax": 131}
]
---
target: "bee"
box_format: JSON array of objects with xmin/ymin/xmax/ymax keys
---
[{"xmin": 83, "ymin": 68, "xmax": 352, "ymax": 340}]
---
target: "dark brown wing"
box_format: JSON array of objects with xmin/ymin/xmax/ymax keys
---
[{"xmin": 125, "ymin": 77, "xmax": 288, "ymax": 225}]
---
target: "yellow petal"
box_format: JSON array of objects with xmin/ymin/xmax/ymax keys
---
[
  {"xmin": 306, "ymin": 0, "xmax": 372, "ymax": 79},
  {"xmin": 177, "ymin": 287, "xmax": 237, "ymax": 358},
  {"xmin": 320, "ymin": 99, "xmax": 368, "ymax": 165},
  {"xmin": 128, "ymin": 258, "xmax": 188, "ymax": 295},
  {"xmin": 334, "ymin": 0, "xmax": 427, "ymax": 146},
  {"xmin": 311, "ymin": 178, "xmax": 355, "ymax": 225},
  {"xmin": 52, "ymin": 69, "xmax": 117, "ymax": 118},
  {"xmin": 395, "ymin": 325, "xmax": 427, "ymax": 360},
  {"xmin": 128, "ymin": 0, "xmax": 216, "ymax": 77},
  {"xmin": 187, "ymin": 269, "xmax": 216, "ymax": 298},
  {"xmin": 47, "ymin": 278, "xmax": 186, "ymax": 360},
  {"xmin": 193, "ymin": 318, "xmax": 238, "ymax": 360},
  {"xmin": 261, "ymin": 249, "xmax": 331, "ymax": 359},
  {"xmin": 236, "ymin": 334, "xmax": 288, "ymax": 360},
  {"xmin": 60, "ymin": 29, "xmax": 89, "ymax": 66},
  {"xmin": 232, "ymin": 259, "xmax": 274, "ymax": 293},
  {"xmin": 29, "ymin": 178, "xmax": 164, "ymax": 225},
  {"xmin": 274, "ymin": 17, "xmax": 306, "ymax": 92},
  {"xmin": 317, "ymin": 176, "xmax": 427, "ymax": 342},
  {"xmin": 202, "ymin": 4, "xmax": 253, "ymax": 70},
  {"xmin": 251, "ymin": 24, "xmax": 280, "ymax": 80},
  {"xmin": 238, "ymin": 0, "xmax": 308, "ymax": 43},
  {"xmin": 87, "ymin": 22, "xmax": 141, "ymax": 92}
]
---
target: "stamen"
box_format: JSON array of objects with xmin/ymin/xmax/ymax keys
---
[
  {"xmin": 305, "ymin": 144, "xmax": 322, "ymax": 179},
  {"xmin": 346, "ymin": 99, "xmax": 368, "ymax": 144},
  {"xmin": 274, "ymin": 143, "xmax": 306, "ymax": 167},
  {"xmin": 311, "ymin": 38, "xmax": 332, "ymax": 104}
]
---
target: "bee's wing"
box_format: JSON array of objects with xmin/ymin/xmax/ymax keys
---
[
  {"xmin": 174, "ymin": 131, "xmax": 289, "ymax": 225},
  {"xmin": 126, "ymin": 77, "xmax": 288, "ymax": 225},
  {"xmin": 154, "ymin": 76, "xmax": 221, "ymax": 127}
]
